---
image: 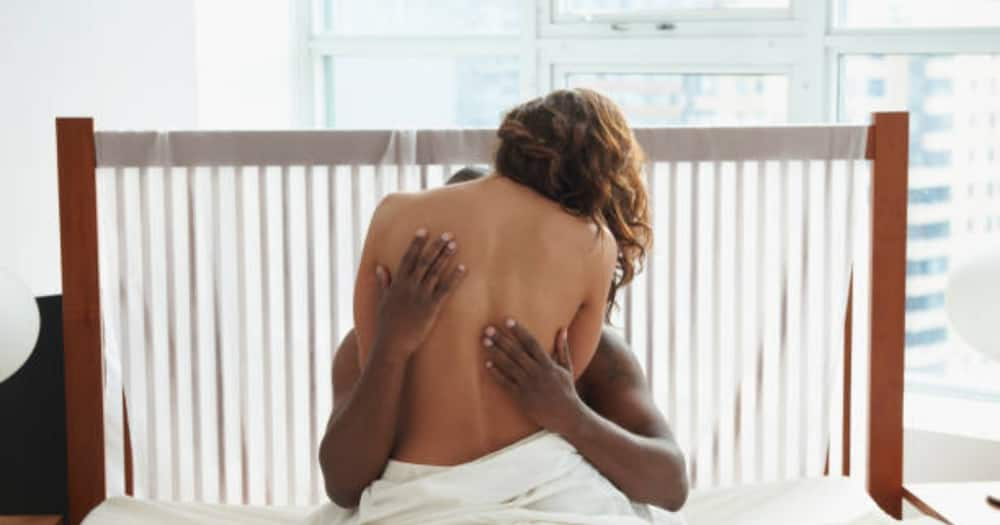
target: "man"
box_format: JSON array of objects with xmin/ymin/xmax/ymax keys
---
[{"xmin": 319, "ymin": 168, "xmax": 688, "ymax": 513}]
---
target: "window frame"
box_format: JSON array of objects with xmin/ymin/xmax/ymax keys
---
[{"xmin": 300, "ymin": 0, "xmax": 1000, "ymax": 439}]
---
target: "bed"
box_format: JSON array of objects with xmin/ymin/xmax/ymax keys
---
[{"xmin": 56, "ymin": 113, "xmax": 916, "ymax": 524}]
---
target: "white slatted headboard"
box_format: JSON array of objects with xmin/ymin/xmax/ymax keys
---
[{"xmin": 56, "ymin": 115, "xmax": 909, "ymax": 525}]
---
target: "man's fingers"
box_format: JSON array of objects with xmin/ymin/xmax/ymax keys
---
[
  {"xmin": 484, "ymin": 336, "xmax": 526, "ymax": 381},
  {"xmin": 400, "ymin": 228, "xmax": 429, "ymax": 275},
  {"xmin": 432, "ymin": 263, "xmax": 467, "ymax": 302},
  {"xmin": 415, "ymin": 233, "xmax": 451, "ymax": 284},
  {"xmin": 422, "ymin": 234, "xmax": 457, "ymax": 291},
  {"xmin": 507, "ymin": 319, "xmax": 548, "ymax": 363},
  {"xmin": 488, "ymin": 324, "xmax": 537, "ymax": 371},
  {"xmin": 486, "ymin": 360, "xmax": 517, "ymax": 390}
]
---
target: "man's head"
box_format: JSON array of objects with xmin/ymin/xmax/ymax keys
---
[{"xmin": 446, "ymin": 166, "xmax": 488, "ymax": 185}]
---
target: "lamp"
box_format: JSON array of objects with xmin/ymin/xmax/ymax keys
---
[
  {"xmin": 943, "ymin": 242, "xmax": 1000, "ymax": 507},
  {"xmin": 0, "ymin": 267, "xmax": 40, "ymax": 384}
]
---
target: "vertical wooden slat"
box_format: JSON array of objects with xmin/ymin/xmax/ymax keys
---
[
  {"xmin": 234, "ymin": 171, "xmax": 250, "ymax": 504},
  {"xmin": 305, "ymin": 167, "xmax": 320, "ymax": 504},
  {"xmin": 866, "ymin": 112, "xmax": 908, "ymax": 519},
  {"xmin": 351, "ymin": 165, "xmax": 362, "ymax": 271},
  {"xmin": 185, "ymin": 168, "xmax": 204, "ymax": 501},
  {"xmin": 328, "ymin": 166, "xmax": 341, "ymax": 364},
  {"xmin": 842, "ymin": 271, "xmax": 854, "ymax": 477},
  {"xmin": 137, "ymin": 166, "xmax": 159, "ymax": 497},
  {"xmin": 163, "ymin": 165, "xmax": 181, "ymax": 500},
  {"xmin": 666, "ymin": 162, "xmax": 677, "ymax": 427},
  {"xmin": 123, "ymin": 394, "xmax": 133, "ymax": 497},
  {"xmin": 843, "ymin": 158, "xmax": 857, "ymax": 479},
  {"xmin": 753, "ymin": 160, "xmax": 766, "ymax": 483},
  {"xmin": 644, "ymin": 162, "xmax": 655, "ymax": 386},
  {"xmin": 798, "ymin": 165, "xmax": 811, "ymax": 478},
  {"xmin": 688, "ymin": 162, "xmax": 700, "ymax": 487},
  {"xmin": 775, "ymin": 161, "xmax": 789, "ymax": 479},
  {"xmin": 210, "ymin": 166, "xmax": 228, "ymax": 501},
  {"xmin": 56, "ymin": 117, "xmax": 105, "ymax": 525},
  {"xmin": 280, "ymin": 165, "xmax": 296, "ymax": 502},
  {"xmin": 710, "ymin": 163, "xmax": 722, "ymax": 486},
  {"xmin": 820, "ymin": 161, "xmax": 834, "ymax": 479},
  {"xmin": 733, "ymin": 161, "xmax": 745, "ymax": 484},
  {"xmin": 257, "ymin": 166, "xmax": 275, "ymax": 505},
  {"xmin": 112, "ymin": 167, "xmax": 134, "ymax": 494}
]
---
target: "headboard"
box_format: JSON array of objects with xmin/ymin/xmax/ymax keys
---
[{"xmin": 56, "ymin": 113, "xmax": 908, "ymax": 525}]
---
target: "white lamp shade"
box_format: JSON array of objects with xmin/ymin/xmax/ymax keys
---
[
  {"xmin": 0, "ymin": 268, "xmax": 40, "ymax": 383},
  {"xmin": 944, "ymin": 244, "xmax": 1000, "ymax": 361}
]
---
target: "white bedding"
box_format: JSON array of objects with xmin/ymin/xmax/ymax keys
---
[{"xmin": 84, "ymin": 434, "xmax": 935, "ymax": 525}]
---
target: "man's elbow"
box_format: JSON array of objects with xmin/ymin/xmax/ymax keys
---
[
  {"xmin": 658, "ymin": 477, "xmax": 689, "ymax": 512},
  {"xmin": 324, "ymin": 482, "xmax": 362, "ymax": 509},
  {"xmin": 319, "ymin": 440, "xmax": 364, "ymax": 508},
  {"xmin": 655, "ymin": 448, "xmax": 690, "ymax": 512}
]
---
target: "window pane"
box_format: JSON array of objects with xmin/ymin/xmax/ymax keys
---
[
  {"xmin": 560, "ymin": 0, "xmax": 788, "ymax": 17},
  {"xmin": 323, "ymin": 0, "xmax": 520, "ymax": 35},
  {"xmin": 322, "ymin": 56, "xmax": 519, "ymax": 128},
  {"xmin": 835, "ymin": 0, "xmax": 1000, "ymax": 28},
  {"xmin": 839, "ymin": 54, "xmax": 1000, "ymax": 402},
  {"xmin": 566, "ymin": 73, "xmax": 788, "ymax": 125}
]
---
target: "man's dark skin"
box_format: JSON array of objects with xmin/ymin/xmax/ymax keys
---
[{"xmin": 319, "ymin": 168, "xmax": 688, "ymax": 512}]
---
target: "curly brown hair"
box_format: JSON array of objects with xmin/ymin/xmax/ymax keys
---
[{"xmin": 494, "ymin": 88, "xmax": 651, "ymax": 317}]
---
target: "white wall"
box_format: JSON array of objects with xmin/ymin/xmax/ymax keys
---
[
  {"xmin": 0, "ymin": 0, "xmax": 299, "ymax": 296},
  {"xmin": 0, "ymin": 0, "xmax": 200, "ymax": 296},
  {"xmin": 193, "ymin": 0, "xmax": 299, "ymax": 130}
]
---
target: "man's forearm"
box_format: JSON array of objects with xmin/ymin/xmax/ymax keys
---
[
  {"xmin": 319, "ymin": 344, "xmax": 407, "ymax": 507},
  {"xmin": 559, "ymin": 402, "xmax": 688, "ymax": 511}
]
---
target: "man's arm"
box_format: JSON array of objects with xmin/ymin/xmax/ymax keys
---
[
  {"xmin": 485, "ymin": 323, "xmax": 689, "ymax": 511},
  {"xmin": 319, "ymin": 230, "xmax": 466, "ymax": 508},
  {"xmin": 575, "ymin": 328, "xmax": 689, "ymax": 511}
]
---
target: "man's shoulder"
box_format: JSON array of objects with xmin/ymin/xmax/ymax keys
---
[{"xmin": 579, "ymin": 327, "xmax": 645, "ymax": 394}]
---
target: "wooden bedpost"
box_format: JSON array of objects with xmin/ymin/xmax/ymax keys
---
[
  {"xmin": 56, "ymin": 118, "xmax": 106, "ymax": 525},
  {"xmin": 865, "ymin": 111, "xmax": 909, "ymax": 519}
]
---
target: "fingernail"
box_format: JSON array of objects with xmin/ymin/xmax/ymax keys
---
[
  {"xmin": 506, "ymin": 318, "xmax": 516, "ymax": 328},
  {"xmin": 447, "ymin": 241, "xmax": 457, "ymax": 251},
  {"xmin": 482, "ymin": 337, "xmax": 494, "ymax": 348},
  {"xmin": 485, "ymin": 326, "xmax": 496, "ymax": 337},
  {"xmin": 457, "ymin": 264, "xmax": 466, "ymax": 272},
  {"xmin": 486, "ymin": 361, "xmax": 493, "ymax": 368},
  {"xmin": 416, "ymin": 228, "xmax": 427, "ymax": 237},
  {"xmin": 441, "ymin": 232, "xmax": 453, "ymax": 241},
  {"xmin": 375, "ymin": 265, "xmax": 385, "ymax": 277}
]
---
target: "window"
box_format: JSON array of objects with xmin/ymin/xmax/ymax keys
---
[
  {"xmin": 556, "ymin": 0, "xmax": 789, "ymax": 20},
  {"xmin": 306, "ymin": 0, "xmax": 1000, "ymax": 437},
  {"xmin": 834, "ymin": 0, "xmax": 1000, "ymax": 29},
  {"xmin": 837, "ymin": 51, "xmax": 1000, "ymax": 426},
  {"xmin": 321, "ymin": 56, "xmax": 519, "ymax": 128},
  {"xmin": 321, "ymin": 0, "xmax": 520, "ymax": 35},
  {"xmin": 564, "ymin": 72, "xmax": 788, "ymax": 125}
]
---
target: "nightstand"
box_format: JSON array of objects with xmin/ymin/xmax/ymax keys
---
[
  {"xmin": 0, "ymin": 517, "xmax": 62, "ymax": 525},
  {"xmin": 904, "ymin": 482, "xmax": 1000, "ymax": 524}
]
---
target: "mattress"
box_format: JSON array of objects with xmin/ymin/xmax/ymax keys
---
[{"xmin": 84, "ymin": 477, "xmax": 938, "ymax": 524}]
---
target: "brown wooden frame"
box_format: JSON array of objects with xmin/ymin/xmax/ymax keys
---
[{"xmin": 55, "ymin": 113, "xmax": 909, "ymax": 524}]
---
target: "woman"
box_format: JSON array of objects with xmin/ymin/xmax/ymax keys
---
[{"xmin": 324, "ymin": 89, "xmax": 653, "ymax": 516}]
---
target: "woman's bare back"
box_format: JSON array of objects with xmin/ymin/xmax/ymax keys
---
[{"xmin": 354, "ymin": 175, "xmax": 616, "ymax": 465}]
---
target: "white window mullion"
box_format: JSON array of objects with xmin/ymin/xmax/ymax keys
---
[{"xmin": 521, "ymin": 0, "xmax": 542, "ymax": 99}]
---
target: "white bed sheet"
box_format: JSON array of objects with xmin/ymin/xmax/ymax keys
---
[{"xmin": 84, "ymin": 477, "xmax": 938, "ymax": 524}]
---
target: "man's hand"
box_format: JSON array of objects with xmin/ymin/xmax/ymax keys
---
[
  {"xmin": 372, "ymin": 228, "xmax": 466, "ymax": 362},
  {"xmin": 483, "ymin": 319, "xmax": 584, "ymax": 436}
]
